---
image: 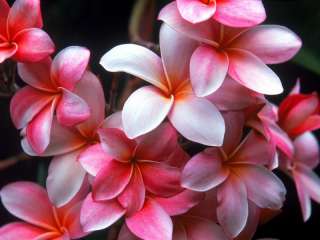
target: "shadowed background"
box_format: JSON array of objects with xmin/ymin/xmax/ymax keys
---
[{"xmin": 0, "ymin": 0, "xmax": 319, "ymax": 239}]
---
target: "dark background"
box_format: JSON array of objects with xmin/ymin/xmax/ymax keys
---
[{"xmin": 1, "ymin": 0, "xmax": 320, "ymax": 239}]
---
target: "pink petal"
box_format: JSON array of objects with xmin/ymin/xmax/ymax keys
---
[
  {"xmin": 207, "ymin": 76, "xmax": 265, "ymax": 111},
  {"xmin": 230, "ymin": 25, "xmax": 302, "ymax": 64},
  {"xmin": 183, "ymin": 216, "xmax": 229, "ymax": 240},
  {"xmin": 8, "ymin": 0, "xmax": 43, "ymax": 36},
  {"xmin": 100, "ymin": 44, "xmax": 168, "ymax": 92},
  {"xmin": 294, "ymin": 132, "xmax": 319, "ymax": 168},
  {"xmin": 93, "ymin": 160, "xmax": 133, "ymax": 201},
  {"xmin": 139, "ymin": 161, "xmax": 182, "ymax": 197},
  {"xmin": 17, "ymin": 58, "xmax": 55, "ymax": 91},
  {"xmin": 158, "ymin": 2, "xmax": 216, "ymax": 44},
  {"xmin": 0, "ymin": 43, "xmax": 18, "ymax": 63},
  {"xmin": 0, "ymin": 222, "xmax": 47, "ymax": 240},
  {"xmin": 268, "ymin": 123, "xmax": 294, "ymax": 159},
  {"xmin": 292, "ymin": 115, "xmax": 320, "ymax": 137},
  {"xmin": 80, "ymin": 193, "xmax": 125, "ymax": 232},
  {"xmin": 123, "ymin": 86, "xmax": 174, "ymax": 139},
  {"xmin": 0, "ymin": 182, "xmax": 56, "ymax": 230},
  {"xmin": 232, "ymin": 164, "xmax": 286, "ymax": 209},
  {"xmin": 217, "ymin": 174, "xmax": 248, "ymax": 238},
  {"xmin": 0, "ymin": 0, "xmax": 9, "ymax": 36},
  {"xmin": 182, "ymin": 149, "xmax": 228, "ymax": 191},
  {"xmin": 227, "ymin": 49, "xmax": 283, "ymax": 95},
  {"xmin": 13, "ymin": 28, "xmax": 55, "ymax": 62},
  {"xmin": 126, "ymin": 198, "xmax": 173, "ymax": 240},
  {"xmin": 169, "ymin": 94, "xmax": 225, "ymax": 146},
  {"xmin": 26, "ymin": 98, "xmax": 56, "ymax": 154},
  {"xmin": 176, "ymin": 0, "xmax": 216, "ymax": 24},
  {"xmin": 135, "ymin": 122, "xmax": 177, "ymax": 161},
  {"xmin": 214, "ymin": 0, "xmax": 266, "ymax": 27},
  {"xmin": 51, "ymin": 46, "xmax": 90, "ymax": 91},
  {"xmin": 236, "ymin": 201, "xmax": 260, "ymax": 240},
  {"xmin": 118, "ymin": 166, "xmax": 146, "ymax": 216},
  {"xmin": 75, "ymin": 71, "xmax": 106, "ymax": 134},
  {"xmin": 159, "ymin": 23, "xmax": 197, "ymax": 90},
  {"xmin": 10, "ymin": 86, "xmax": 54, "ymax": 129},
  {"xmin": 155, "ymin": 190, "xmax": 204, "ymax": 216},
  {"xmin": 79, "ymin": 144, "xmax": 113, "ymax": 176},
  {"xmin": 46, "ymin": 149, "xmax": 86, "ymax": 207},
  {"xmin": 56, "ymin": 88, "xmax": 90, "ymax": 127},
  {"xmin": 190, "ymin": 45, "xmax": 228, "ymax": 97},
  {"xmin": 101, "ymin": 111, "xmax": 123, "ymax": 130},
  {"xmin": 98, "ymin": 128, "xmax": 136, "ymax": 161}
]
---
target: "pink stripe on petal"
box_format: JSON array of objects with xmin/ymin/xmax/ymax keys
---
[
  {"xmin": 227, "ymin": 49, "xmax": 283, "ymax": 95},
  {"xmin": 292, "ymin": 115, "xmax": 320, "ymax": 137},
  {"xmin": 177, "ymin": 0, "xmax": 216, "ymax": 24},
  {"xmin": 0, "ymin": 182, "xmax": 56, "ymax": 230},
  {"xmin": 123, "ymin": 86, "xmax": 174, "ymax": 139},
  {"xmin": 51, "ymin": 46, "xmax": 90, "ymax": 91},
  {"xmin": 80, "ymin": 193, "xmax": 125, "ymax": 232},
  {"xmin": 0, "ymin": 222, "xmax": 47, "ymax": 240},
  {"xmin": 126, "ymin": 198, "xmax": 173, "ymax": 240},
  {"xmin": 214, "ymin": 0, "xmax": 266, "ymax": 27},
  {"xmin": 0, "ymin": 43, "xmax": 18, "ymax": 63},
  {"xmin": 13, "ymin": 28, "xmax": 55, "ymax": 63}
]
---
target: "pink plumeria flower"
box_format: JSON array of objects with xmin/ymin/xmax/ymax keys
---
[
  {"xmin": 0, "ymin": 181, "xmax": 89, "ymax": 240},
  {"xmin": 10, "ymin": 46, "xmax": 91, "ymax": 154},
  {"xmin": 159, "ymin": 3, "xmax": 302, "ymax": 97},
  {"xmin": 0, "ymin": 0, "xmax": 55, "ymax": 63},
  {"xmin": 277, "ymin": 84, "xmax": 320, "ymax": 139},
  {"xmin": 175, "ymin": 0, "xmax": 266, "ymax": 26},
  {"xmin": 181, "ymin": 112, "xmax": 286, "ymax": 237},
  {"xmin": 21, "ymin": 70, "xmax": 106, "ymax": 207},
  {"xmin": 100, "ymin": 24, "xmax": 225, "ymax": 146}
]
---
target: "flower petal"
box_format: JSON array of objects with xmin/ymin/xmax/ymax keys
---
[
  {"xmin": 80, "ymin": 193, "xmax": 125, "ymax": 232},
  {"xmin": 10, "ymin": 86, "xmax": 54, "ymax": 129},
  {"xmin": 123, "ymin": 86, "xmax": 174, "ymax": 139},
  {"xmin": 217, "ymin": 174, "xmax": 248, "ymax": 238},
  {"xmin": 93, "ymin": 160, "xmax": 133, "ymax": 201},
  {"xmin": 232, "ymin": 164, "xmax": 286, "ymax": 209},
  {"xmin": 56, "ymin": 88, "xmax": 90, "ymax": 127},
  {"xmin": 214, "ymin": 0, "xmax": 266, "ymax": 27},
  {"xmin": 231, "ymin": 25, "xmax": 302, "ymax": 64},
  {"xmin": 0, "ymin": 0, "xmax": 9, "ymax": 36},
  {"xmin": 46, "ymin": 149, "xmax": 86, "ymax": 207},
  {"xmin": 13, "ymin": 28, "xmax": 55, "ymax": 62},
  {"xmin": 0, "ymin": 182, "xmax": 56, "ymax": 230},
  {"xmin": 294, "ymin": 132, "xmax": 319, "ymax": 168},
  {"xmin": 126, "ymin": 198, "xmax": 173, "ymax": 240},
  {"xmin": 159, "ymin": 23, "xmax": 197, "ymax": 90},
  {"xmin": 158, "ymin": 2, "xmax": 216, "ymax": 44},
  {"xmin": 26, "ymin": 98, "xmax": 56, "ymax": 154},
  {"xmin": 0, "ymin": 43, "xmax": 18, "ymax": 63},
  {"xmin": 190, "ymin": 45, "xmax": 228, "ymax": 97},
  {"xmin": 169, "ymin": 94, "xmax": 225, "ymax": 146},
  {"xmin": 100, "ymin": 44, "xmax": 168, "ymax": 92},
  {"xmin": 8, "ymin": 0, "xmax": 43, "ymax": 36},
  {"xmin": 182, "ymin": 149, "xmax": 228, "ymax": 192},
  {"xmin": 0, "ymin": 222, "xmax": 47, "ymax": 240},
  {"xmin": 79, "ymin": 144, "xmax": 113, "ymax": 176},
  {"xmin": 139, "ymin": 161, "xmax": 182, "ymax": 197},
  {"xmin": 118, "ymin": 166, "xmax": 146, "ymax": 216},
  {"xmin": 51, "ymin": 46, "xmax": 90, "ymax": 91},
  {"xmin": 227, "ymin": 49, "xmax": 283, "ymax": 95}
]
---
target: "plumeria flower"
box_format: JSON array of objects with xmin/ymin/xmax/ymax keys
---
[
  {"xmin": 0, "ymin": 0, "xmax": 55, "ymax": 63},
  {"xmin": 21, "ymin": 70, "xmax": 106, "ymax": 207},
  {"xmin": 10, "ymin": 46, "xmax": 91, "ymax": 154},
  {"xmin": 175, "ymin": 0, "xmax": 266, "ymax": 26},
  {"xmin": 0, "ymin": 181, "xmax": 89, "ymax": 240},
  {"xmin": 159, "ymin": 3, "xmax": 302, "ymax": 97},
  {"xmin": 100, "ymin": 24, "xmax": 225, "ymax": 146},
  {"xmin": 181, "ymin": 112, "xmax": 286, "ymax": 237}
]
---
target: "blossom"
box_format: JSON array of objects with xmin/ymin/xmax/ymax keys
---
[
  {"xmin": 21, "ymin": 69, "xmax": 106, "ymax": 207},
  {"xmin": 175, "ymin": 0, "xmax": 266, "ymax": 26},
  {"xmin": 181, "ymin": 112, "xmax": 286, "ymax": 237},
  {"xmin": 0, "ymin": 181, "xmax": 89, "ymax": 240},
  {"xmin": 100, "ymin": 24, "xmax": 225, "ymax": 146},
  {"xmin": 159, "ymin": 2, "xmax": 302, "ymax": 97},
  {"xmin": 10, "ymin": 46, "xmax": 91, "ymax": 154},
  {"xmin": 0, "ymin": 0, "xmax": 54, "ymax": 63}
]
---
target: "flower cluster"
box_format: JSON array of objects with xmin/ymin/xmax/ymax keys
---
[{"xmin": 0, "ymin": 0, "xmax": 319, "ymax": 240}]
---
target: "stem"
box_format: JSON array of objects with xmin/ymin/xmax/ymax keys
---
[{"xmin": 0, "ymin": 153, "xmax": 31, "ymax": 171}]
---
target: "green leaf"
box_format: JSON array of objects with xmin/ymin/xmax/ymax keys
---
[{"xmin": 293, "ymin": 48, "xmax": 320, "ymax": 76}]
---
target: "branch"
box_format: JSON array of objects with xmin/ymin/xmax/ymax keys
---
[{"xmin": 0, "ymin": 153, "xmax": 31, "ymax": 171}]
